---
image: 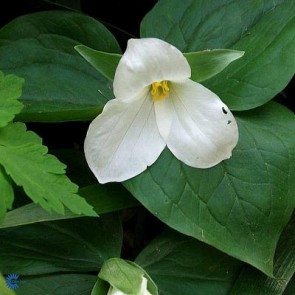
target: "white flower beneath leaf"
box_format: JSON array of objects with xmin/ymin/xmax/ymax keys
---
[
  {"xmin": 107, "ymin": 276, "xmax": 152, "ymax": 295},
  {"xmin": 85, "ymin": 38, "xmax": 239, "ymax": 183}
]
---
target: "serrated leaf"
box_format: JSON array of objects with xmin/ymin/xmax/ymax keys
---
[
  {"xmin": 0, "ymin": 215, "xmax": 122, "ymax": 275},
  {"xmin": 135, "ymin": 229, "xmax": 242, "ymax": 295},
  {"xmin": 0, "ymin": 11, "xmax": 121, "ymax": 122},
  {"xmin": 141, "ymin": 0, "xmax": 295, "ymax": 111},
  {"xmin": 0, "ymin": 165, "xmax": 14, "ymax": 222},
  {"xmin": 75, "ymin": 45, "xmax": 122, "ymax": 81},
  {"xmin": 125, "ymin": 102, "xmax": 295, "ymax": 276},
  {"xmin": 0, "ymin": 122, "xmax": 96, "ymax": 216},
  {"xmin": 184, "ymin": 49, "xmax": 244, "ymax": 82},
  {"xmin": 0, "ymin": 71, "xmax": 24, "ymax": 127},
  {"xmin": 0, "ymin": 184, "xmax": 139, "ymax": 228}
]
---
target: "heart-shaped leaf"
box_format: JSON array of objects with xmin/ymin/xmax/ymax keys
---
[
  {"xmin": 0, "ymin": 11, "xmax": 121, "ymax": 122},
  {"xmin": 141, "ymin": 0, "xmax": 295, "ymax": 111},
  {"xmin": 125, "ymin": 102, "xmax": 295, "ymax": 276}
]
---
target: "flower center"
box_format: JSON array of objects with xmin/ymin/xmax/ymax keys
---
[{"xmin": 150, "ymin": 80, "xmax": 169, "ymax": 101}]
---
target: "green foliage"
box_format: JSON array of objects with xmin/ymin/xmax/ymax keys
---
[
  {"xmin": 141, "ymin": 0, "xmax": 295, "ymax": 110},
  {"xmin": 125, "ymin": 102, "xmax": 295, "ymax": 276},
  {"xmin": 97, "ymin": 258, "xmax": 158, "ymax": 295},
  {"xmin": 75, "ymin": 45, "xmax": 122, "ymax": 81},
  {"xmin": 17, "ymin": 274, "xmax": 97, "ymax": 295},
  {"xmin": 75, "ymin": 46, "xmax": 244, "ymax": 83},
  {"xmin": 136, "ymin": 230, "xmax": 242, "ymax": 295},
  {"xmin": 0, "ymin": 215, "xmax": 122, "ymax": 275},
  {"xmin": 184, "ymin": 49, "xmax": 244, "ymax": 82},
  {"xmin": 0, "ymin": 184, "xmax": 139, "ymax": 228},
  {"xmin": 0, "ymin": 11, "xmax": 121, "ymax": 122},
  {"xmin": 0, "ymin": 122, "xmax": 96, "ymax": 216},
  {"xmin": 0, "ymin": 0, "xmax": 294, "ymax": 294},
  {"xmin": 0, "ymin": 71, "xmax": 23, "ymax": 127}
]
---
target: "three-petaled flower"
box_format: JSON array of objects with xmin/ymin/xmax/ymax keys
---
[{"xmin": 85, "ymin": 38, "xmax": 238, "ymax": 183}]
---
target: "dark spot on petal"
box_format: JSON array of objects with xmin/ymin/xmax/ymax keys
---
[
  {"xmin": 222, "ymin": 107, "xmax": 228, "ymax": 114},
  {"xmin": 227, "ymin": 120, "xmax": 232, "ymax": 125}
]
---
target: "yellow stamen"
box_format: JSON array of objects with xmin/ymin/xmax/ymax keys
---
[{"xmin": 151, "ymin": 80, "xmax": 169, "ymax": 101}]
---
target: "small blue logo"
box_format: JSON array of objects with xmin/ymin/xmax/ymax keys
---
[{"xmin": 5, "ymin": 273, "xmax": 20, "ymax": 289}]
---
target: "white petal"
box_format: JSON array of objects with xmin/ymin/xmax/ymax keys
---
[
  {"xmin": 114, "ymin": 38, "xmax": 190, "ymax": 101},
  {"xmin": 84, "ymin": 91, "xmax": 165, "ymax": 183},
  {"xmin": 162, "ymin": 79, "xmax": 238, "ymax": 168},
  {"xmin": 107, "ymin": 286, "xmax": 126, "ymax": 295},
  {"xmin": 139, "ymin": 277, "xmax": 152, "ymax": 295}
]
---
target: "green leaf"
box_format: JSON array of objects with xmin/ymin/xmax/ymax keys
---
[
  {"xmin": 0, "ymin": 11, "xmax": 121, "ymax": 122},
  {"xmin": 0, "ymin": 71, "xmax": 24, "ymax": 127},
  {"xmin": 99, "ymin": 258, "xmax": 158, "ymax": 295},
  {"xmin": 16, "ymin": 274, "xmax": 97, "ymax": 295},
  {"xmin": 91, "ymin": 277, "xmax": 109, "ymax": 295},
  {"xmin": 0, "ymin": 184, "xmax": 139, "ymax": 228},
  {"xmin": 229, "ymin": 212, "xmax": 295, "ymax": 295},
  {"xmin": 0, "ymin": 165, "xmax": 14, "ymax": 222},
  {"xmin": 0, "ymin": 122, "xmax": 96, "ymax": 216},
  {"xmin": 284, "ymin": 276, "xmax": 295, "ymax": 295},
  {"xmin": 125, "ymin": 102, "xmax": 295, "ymax": 276},
  {"xmin": 184, "ymin": 49, "xmax": 244, "ymax": 82},
  {"xmin": 0, "ymin": 274, "xmax": 17, "ymax": 295},
  {"xmin": 0, "ymin": 215, "xmax": 122, "ymax": 275},
  {"xmin": 141, "ymin": 0, "xmax": 295, "ymax": 110},
  {"xmin": 135, "ymin": 229, "xmax": 242, "ymax": 295},
  {"xmin": 75, "ymin": 45, "xmax": 122, "ymax": 81}
]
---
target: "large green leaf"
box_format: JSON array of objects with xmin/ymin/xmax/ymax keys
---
[
  {"xmin": 141, "ymin": 0, "xmax": 295, "ymax": 111},
  {"xmin": 229, "ymin": 212, "xmax": 295, "ymax": 295},
  {"xmin": 0, "ymin": 215, "xmax": 122, "ymax": 275},
  {"xmin": 16, "ymin": 274, "xmax": 97, "ymax": 295},
  {"xmin": 125, "ymin": 102, "xmax": 295, "ymax": 276},
  {"xmin": 0, "ymin": 71, "xmax": 24, "ymax": 127},
  {"xmin": 0, "ymin": 122, "xmax": 96, "ymax": 216},
  {"xmin": 135, "ymin": 230, "xmax": 242, "ymax": 295},
  {"xmin": 0, "ymin": 11, "xmax": 121, "ymax": 122}
]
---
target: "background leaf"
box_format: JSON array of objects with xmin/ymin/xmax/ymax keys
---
[
  {"xmin": 15, "ymin": 274, "xmax": 97, "ymax": 295},
  {"xmin": 0, "ymin": 122, "xmax": 96, "ymax": 216},
  {"xmin": 229, "ymin": 212, "xmax": 295, "ymax": 295},
  {"xmin": 0, "ymin": 184, "xmax": 139, "ymax": 228},
  {"xmin": 141, "ymin": 0, "xmax": 295, "ymax": 110},
  {"xmin": 0, "ymin": 71, "xmax": 24, "ymax": 127},
  {"xmin": 0, "ymin": 214, "xmax": 122, "ymax": 275},
  {"xmin": 125, "ymin": 102, "xmax": 295, "ymax": 276},
  {"xmin": 135, "ymin": 229, "xmax": 242, "ymax": 295},
  {"xmin": 0, "ymin": 11, "xmax": 121, "ymax": 122}
]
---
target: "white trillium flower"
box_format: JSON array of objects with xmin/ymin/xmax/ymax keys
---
[
  {"xmin": 107, "ymin": 276, "xmax": 152, "ymax": 295},
  {"xmin": 85, "ymin": 38, "xmax": 239, "ymax": 183}
]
